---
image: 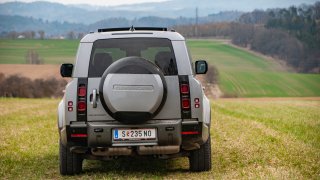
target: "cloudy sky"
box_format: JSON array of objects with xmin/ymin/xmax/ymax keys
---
[{"xmin": 0, "ymin": 0, "xmax": 168, "ymax": 6}]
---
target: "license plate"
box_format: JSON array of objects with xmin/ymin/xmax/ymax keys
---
[{"xmin": 113, "ymin": 128, "xmax": 156, "ymax": 141}]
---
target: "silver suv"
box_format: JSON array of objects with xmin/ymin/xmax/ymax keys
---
[{"xmin": 58, "ymin": 27, "xmax": 211, "ymax": 175}]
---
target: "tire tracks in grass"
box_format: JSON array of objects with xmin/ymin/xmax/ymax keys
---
[{"xmin": 220, "ymin": 72, "xmax": 247, "ymax": 96}]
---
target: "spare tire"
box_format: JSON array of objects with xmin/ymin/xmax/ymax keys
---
[{"xmin": 99, "ymin": 56, "xmax": 167, "ymax": 124}]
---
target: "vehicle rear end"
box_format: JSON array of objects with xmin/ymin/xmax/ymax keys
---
[{"xmin": 58, "ymin": 28, "xmax": 211, "ymax": 175}]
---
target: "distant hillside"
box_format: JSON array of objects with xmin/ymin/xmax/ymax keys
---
[
  {"xmin": 0, "ymin": 1, "xmax": 139, "ymax": 24},
  {"xmin": 0, "ymin": 15, "xmax": 85, "ymax": 36},
  {"xmin": 1, "ymin": 1, "xmax": 317, "ymax": 25},
  {"xmin": 0, "ymin": 11, "xmax": 242, "ymax": 36},
  {"xmin": 0, "ymin": 1, "xmax": 242, "ymax": 25}
]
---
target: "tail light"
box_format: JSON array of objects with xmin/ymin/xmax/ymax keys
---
[
  {"xmin": 180, "ymin": 84, "xmax": 189, "ymax": 94},
  {"xmin": 179, "ymin": 76, "xmax": 191, "ymax": 119},
  {"xmin": 77, "ymin": 101, "xmax": 86, "ymax": 112},
  {"xmin": 78, "ymin": 85, "xmax": 86, "ymax": 97},
  {"xmin": 76, "ymin": 80, "xmax": 88, "ymax": 121},
  {"xmin": 182, "ymin": 98, "xmax": 190, "ymax": 109}
]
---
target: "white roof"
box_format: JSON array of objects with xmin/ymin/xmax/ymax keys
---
[{"xmin": 81, "ymin": 30, "xmax": 185, "ymax": 43}]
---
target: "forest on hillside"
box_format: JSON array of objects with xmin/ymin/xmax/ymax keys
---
[{"xmin": 176, "ymin": 2, "xmax": 320, "ymax": 73}]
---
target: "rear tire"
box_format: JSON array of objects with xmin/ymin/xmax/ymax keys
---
[
  {"xmin": 189, "ymin": 136, "xmax": 212, "ymax": 172},
  {"xmin": 59, "ymin": 140, "xmax": 83, "ymax": 175}
]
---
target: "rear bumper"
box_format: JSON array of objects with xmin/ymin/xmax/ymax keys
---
[
  {"xmin": 60, "ymin": 119, "xmax": 209, "ymax": 151},
  {"xmin": 87, "ymin": 120, "xmax": 182, "ymax": 147}
]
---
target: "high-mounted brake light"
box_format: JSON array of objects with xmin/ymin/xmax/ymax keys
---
[
  {"xmin": 77, "ymin": 101, "xmax": 86, "ymax": 111},
  {"xmin": 180, "ymin": 84, "xmax": 189, "ymax": 94}
]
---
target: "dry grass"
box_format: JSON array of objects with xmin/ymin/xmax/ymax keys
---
[{"xmin": 0, "ymin": 98, "xmax": 319, "ymax": 179}]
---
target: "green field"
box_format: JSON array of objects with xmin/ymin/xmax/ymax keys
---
[
  {"xmin": 0, "ymin": 98, "xmax": 319, "ymax": 179},
  {"xmin": 0, "ymin": 39, "xmax": 319, "ymax": 97},
  {"xmin": 187, "ymin": 40, "xmax": 320, "ymax": 97},
  {"xmin": 0, "ymin": 39, "xmax": 78, "ymax": 64}
]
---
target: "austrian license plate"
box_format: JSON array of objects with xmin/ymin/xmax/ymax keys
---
[{"xmin": 113, "ymin": 128, "xmax": 157, "ymax": 141}]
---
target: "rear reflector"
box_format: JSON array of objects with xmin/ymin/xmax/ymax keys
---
[
  {"xmin": 181, "ymin": 131, "xmax": 199, "ymax": 135},
  {"xmin": 77, "ymin": 101, "xmax": 86, "ymax": 111},
  {"xmin": 78, "ymin": 86, "xmax": 86, "ymax": 97},
  {"xmin": 180, "ymin": 84, "xmax": 189, "ymax": 94},
  {"xmin": 182, "ymin": 99, "xmax": 190, "ymax": 109},
  {"xmin": 71, "ymin": 134, "xmax": 87, "ymax": 138}
]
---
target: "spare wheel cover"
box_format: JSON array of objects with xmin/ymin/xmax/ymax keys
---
[{"xmin": 99, "ymin": 56, "xmax": 167, "ymax": 124}]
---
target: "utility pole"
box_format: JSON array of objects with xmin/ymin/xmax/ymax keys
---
[{"xmin": 195, "ymin": 7, "xmax": 198, "ymax": 38}]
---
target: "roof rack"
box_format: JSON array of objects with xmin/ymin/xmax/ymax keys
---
[{"xmin": 98, "ymin": 26, "xmax": 168, "ymax": 32}]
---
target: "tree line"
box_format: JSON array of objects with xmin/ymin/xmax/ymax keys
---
[{"xmin": 175, "ymin": 2, "xmax": 320, "ymax": 73}]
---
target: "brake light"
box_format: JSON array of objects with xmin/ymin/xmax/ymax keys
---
[
  {"xmin": 180, "ymin": 84, "xmax": 189, "ymax": 94},
  {"xmin": 77, "ymin": 79, "xmax": 88, "ymax": 121},
  {"xmin": 182, "ymin": 98, "xmax": 190, "ymax": 109},
  {"xmin": 78, "ymin": 101, "xmax": 86, "ymax": 111},
  {"xmin": 78, "ymin": 86, "xmax": 86, "ymax": 97},
  {"xmin": 179, "ymin": 76, "xmax": 191, "ymax": 118}
]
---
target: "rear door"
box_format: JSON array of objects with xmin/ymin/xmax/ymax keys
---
[{"xmin": 86, "ymin": 38, "xmax": 181, "ymax": 121}]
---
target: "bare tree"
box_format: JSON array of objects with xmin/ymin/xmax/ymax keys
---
[
  {"xmin": 7, "ymin": 31, "xmax": 18, "ymax": 39},
  {"xmin": 38, "ymin": 30, "xmax": 45, "ymax": 40},
  {"xmin": 67, "ymin": 31, "xmax": 75, "ymax": 39},
  {"xmin": 25, "ymin": 50, "xmax": 43, "ymax": 64},
  {"xmin": 77, "ymin": 32, "xmax": 84, "ymax": 39}
]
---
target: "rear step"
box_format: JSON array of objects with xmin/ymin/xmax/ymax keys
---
[{"xmin": 90, "ymin": 146, "xmax": 180, "ymax": 156}]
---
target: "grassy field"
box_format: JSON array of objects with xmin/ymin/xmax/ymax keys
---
[
  {"xmin": 188, "ymin": 40, "xmax": 320, "ymax": 97},
  {"xmin": 0, "ymin": 39, "xmax": 319, "ymax": 97},
  {"xmin": 0, "ymin": 98, "xmax": 319, "ymax": 179},
  {"xmin": 0, "ymin": 39, "xmax": 78, "ymax": 64}
]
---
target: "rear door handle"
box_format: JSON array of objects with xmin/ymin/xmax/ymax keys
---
[{"xmin": 92, "ymin": 89, "xmax": 97, "ymax": 108}]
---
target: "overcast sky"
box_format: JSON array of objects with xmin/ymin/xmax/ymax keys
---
[{"xmin": 0, "ymin": 0, "xmax": 168, "ymax": 6}]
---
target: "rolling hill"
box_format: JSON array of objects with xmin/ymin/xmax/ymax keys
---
[
  {"xmin": 0, "ymin": 39, "xmax": 319, "ymax": 97},
  {"xmin": 188, "ymin": 40, "xmax": 320, "ymax": 97},
  {"xmin": 0, "ymin": 0, "xmax": 317, "ymax": 24}
]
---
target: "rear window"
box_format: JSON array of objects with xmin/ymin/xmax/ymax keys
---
[{"xmin": 88, "ymin": 38, "xmax": 178, "ymax": 77}]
